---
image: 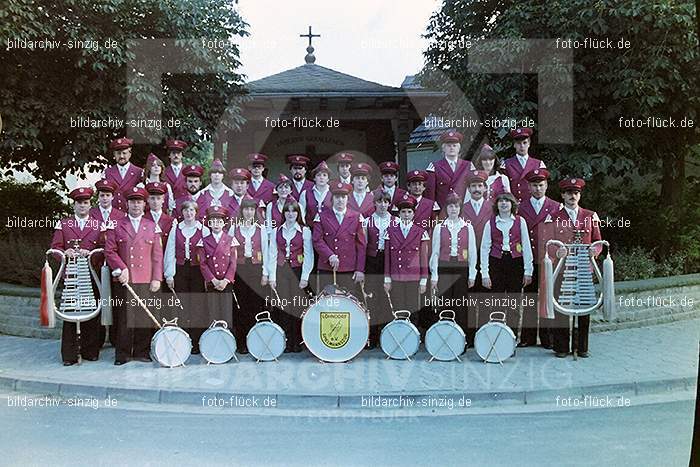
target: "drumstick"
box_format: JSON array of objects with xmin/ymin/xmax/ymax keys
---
[
  {"xmin": 271, "ymin": 286, "xmax": 284, "ymax": 310},
  {"xmin": 123, "ymin": 283, "xmax": 162, "ymax": 329},
  {"xmin": 517, "ymin": 287, "xmax": 524, "ymax": 343},
  {"xmin": 168, "ymin": 284, "xmax": 184, "ymax": 310},
  {"xmin": 232, "ymin": 289, "xmax": 240, "ymax": 309},
  {"xmin": 384, "ymin": 288, "xmax": 395, "ymax": 313},
  {"xmin": 332, "ymin": 268, "xmax": 337, "ymax": 286}
]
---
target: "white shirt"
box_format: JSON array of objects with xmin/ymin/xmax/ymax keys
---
[
  {"xmin": 479, "ymin": 215, "xmax": 533, "ymax": 278},
  {"xmin": 429, "ymin": 218, "xmax": 478, "ymax": 282},
  {"xmin": 237, "ymin": 224, "xmax": 257, "ymax": 258},
  {"xmin": 299, "ymin": 186, "xmax": 329, "ymax": 216},
  {"xmin": 251, "ymin": 177, "xmax": 263, "ymax": 191},
  {"xmin": 265, "ymin": 198, "xmax": 288, "ymax": 232},
  {"xmin": 565, "ymin": 206, "xmax": 579, "ymax": 222},
  {"xmin": 99, "ymin": 206, "xmax": 112, "ymax": 222},
  {"xmin": 293, "ymin": 179, "xmax": 306, "ymax": 194},
  {"xmin": 164, "ymin": 220, "xmax": 203, "ymax": 280},
  {"xmin": 128, "ymin": 214, "xmax": 142, "ymax": 232},
  {"xmin": 383, "ymin": 184, "xmax": 396, "ymax": 201},
  {"xmin": 463, "ymin": 196, "xmax": 484, "ymax": 215},
  {"xmin": 530, "ymin": 196, "xmax": 544, "ymax": 214},
  {"xmin": 150, "ymin": 210, "xmax": 162, "ymax": 224},
  {"xmin": 516, "ymin": 154, "xmax": 529, "ymax": 168},
  {"xmin": 171, "ymin": 163, "xmax": 182, "ymax": 178},
  {"xmin": 73, "ymin": 215, "xmax": 89, "ymax": 231},
  {"xmin": 117, "ymin": 162, "xmax": 130, "ymax": 179},
  {"xmin": 487, "ymin": 173, "xmax": 511, "ymax": 196},
  {"xmin": 353, "ymin": 191, "xmax": 367, "ymax": 208},
  {"xmin": 212, "ymin": 230, "xmax": 223, "ymax": 243},
  {"xmin": 265, "ymin": 223, "xmax": 314, "ymax": 282},
  {"xmin": 365, "ymin": 212, "xmax": 393, "ymax": 251},
  {"xmin": 400, "ymin": 221, "xmax": 412, "ymax": 238},
  {"xmin": 333, "ymin": 208, "xmax": 346, "ymax": 226},
  {"xmin": 446, "ymin": 157, "xmax": 457, "ymax": 172}
]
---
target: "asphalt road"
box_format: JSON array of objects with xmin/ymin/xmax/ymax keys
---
[{"xmin": 1, "ymin": 393, "xmax": 694, "ymax": 466}]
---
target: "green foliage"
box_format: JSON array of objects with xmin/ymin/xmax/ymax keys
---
[
  {"xmin": 0, "ymin": 179, "xmax": 70, "ymax": 235},
  {"xmin": 0, "ymin": 0, "xmax": 249, "ymax": 180}
]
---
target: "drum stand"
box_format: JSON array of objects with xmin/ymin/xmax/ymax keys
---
[
  {"xmin": 571, "ymin": 315, "xmax": 578, "ymax": 361},
  {"xmin": 251, "ymin": 327, "xmax": 280, "ymax": 363},
  {"xmin": 482, "ymin": 326, "xmax": 506, "ymax": 366}
]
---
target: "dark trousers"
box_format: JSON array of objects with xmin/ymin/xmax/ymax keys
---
[
  {"xmin": 365, "ymin": 252, "xmax": 391, "ymax": 347},
  {"xmin": 174, "ymin": 262, "xmax": 205, "ymax": 350},
  {"xmin": 487, "ymin": 253, "xmax": 523, "ymax": 331},
  {"xmin": 553, "ymin": 313, "xmax": 590, "ymax": 354},
  {"xmin": 520, "ymin": 264, "xmax": 539, "ymax": 346},
  {"xmin": 114, "ymin": 283, "xmax": 154, "ymax": 361},
  {"xmin": 233, "ymin": 260, "xmax": 265, "ymax": 352},
  {"xmin": 389, "ymin": 280, "xmax": 421, "ymax": 331},
  {"xmin": 466, "ymin": 267, "xmax": 487, "ymax": 344},
  {"xmin": 274, "ymin": 264, "xmax": 305, "ymax": 351},
  {"xmin": 432, "ymin": 259, "xmax": 469, "ymax": 337},
  {"xmin": 61, "ymin": 315, "xmax": 101, "ymax": 362}
]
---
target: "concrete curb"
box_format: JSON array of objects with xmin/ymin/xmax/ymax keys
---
[{"xmin": 1, "ymin": 372, "xmax": 695, "ymax": 412}]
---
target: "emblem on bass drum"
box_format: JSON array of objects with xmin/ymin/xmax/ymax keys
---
[
  {"xmin": 425, "ymin": 310, "xmax": 466, "ymax": 362},
  {"xmin": 246, "ymin": 311, "xmax": 286, "ymax": 362},
  {"xmin": 380, "ymin": 310, "xmax": 420, "ymax": 360},
  {"xmin": 199, "ymin": 320, "xmax": 238, "ymax": 364},
  {"xmin": 474, "ymin": 312, "xmax": 516, "ymax": 365}
]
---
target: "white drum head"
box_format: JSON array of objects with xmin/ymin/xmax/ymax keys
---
[
  {"xmin": 425, "ymin": 321, "xmax": 465, "ymax": 361},
  {"xmin": 301, "ymin": 294, "xmax": 369, "ymax": 362},
  {"xmin": 474, "ymin": 322, "xmax": 516, "ymax": 363},
  {"xmin": 199, "ymin": 327, "xmax": 237, "ymax": 364},
  {"xmin": 151, "ymin": 326, "xmax": 192, "ymax": 367},
  {"xmin": 380, "ymin": 320, "xmax": 420, "ymax": 360},
  {"xmin": 247, "ymin": 321, "xmax": 286, "ymax": 362}
]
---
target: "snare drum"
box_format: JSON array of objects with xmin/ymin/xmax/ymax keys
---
[
  {"xmin": 474, "ymin": 312, "xmax": 516, "ymax": 364},
  {"xmin": 150, "ymin": 319, "xmax": 192, "ymax": 367},
  {"xmin": 199, "ymin": 320, "xmax": 238, "ymax": 364},
  {"xmin": 246, "ymin": 311, "xmax": 286, "ymax": 362},
  {"xmin": 380, "ymin": 310, "xmax": 420, "ymax": 360},
  {"xmin": 301, "ymin": 291, "xmax": 369, "ymax": 362},
  {"xmin": 425, "ymin": 310, "xmax": 466, "ymax": 362}
]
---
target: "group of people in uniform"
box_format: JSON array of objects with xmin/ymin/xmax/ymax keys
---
[{"xmin": 50, "ymin": 127, "xmax": 603, "ymax": 366}]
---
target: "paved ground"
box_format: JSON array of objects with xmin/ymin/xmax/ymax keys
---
[
  {"xmin": 0, "ymin": 320, "xmax": 697, "ymax": 410},
  {"xmin": 0, "ymin": 391, "xmax": 694, "ymax": 466}
]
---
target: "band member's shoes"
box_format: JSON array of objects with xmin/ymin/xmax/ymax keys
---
[
  {"xmin": 517, "ymin": 342, "xmax": 530, "ymax": 348},
  {"xmin": 191, "ymin": 347, "xmax": 200, "ymax": 355},
  {"xmin": 134, "ymin": 356, "xmax": 152, "ymax": 363},
  {"xmin": 555, "ymin": 352, "xmax": 568, "ymax": 358},
  {"xmin": 82, "ymin": 356, "xmax": 98, "ymax": 361},
  {"xmin": 238, "ymin": 348, "xmax": 249, "ymax": 355},
  {"xmin": 63, "ymin": 361, "xmax": 77, "ymax": 366},
  {"xmin": 542, "ymin": 343, "xmax": 553, "ymax": 350},
  {"xmin": 114, "ymin": 360, "xmax": 128, "ymax": 366},
  {"xmin": 578, "ymin": 351, "xmax": 589, "ymax": 358}
]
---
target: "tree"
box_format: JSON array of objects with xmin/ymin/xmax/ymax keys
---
[
  {"xmin": 421, "ymin": 0, "xmax": 699, "ymax": 205},
  {"xmin": 0, "ymin": 0, "xmax": 248, "ymax": 180}
]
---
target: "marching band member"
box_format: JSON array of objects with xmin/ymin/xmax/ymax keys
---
[
  {"xmin": 247, "ymin": 153, "xmax": 275, "ymax": 206},
  {"xmin": 500, "ymin": 127, "xmax": 546, "ymax": 203},
  {"xmin": 480, "ymin": 192, "xmax": 533, "ymax": 331},
  {"xmin": 173, "ymin": 164, "xmax": 204, "ymax": 219},
  {"xmin": 265, "ymin": 174, "xmax": 294, "ymax": 232},
  {"xmin": 299, "ymin": 161, "xmax": 332, "ymax": 226},
  {"xmin": 363, "ymin": 191, "xmax": 396, "ymax": 347},
  {"xmin": 287, "ymin": 154, "xmax": 314, "ymax": 201},
  {"xmin": 333, "ymin": 152, "xmax": 354, "ymax": 184},
  {"xmin": 425, "ymin": 130, "xmax": 476, "ymax": 209},
  {"xmin": 228, "ymin": 168, "xmax": 252, "ymax": 219},
  {"xmin": 551, "ymin": 178, "xmax": 602, "ymax": 358},
  {"xmin": 347, "ymin": 162, "xmax": 375, "ymax": 217},
  {"xmin": 230, "ymin": 197, "xmax": 268, "ymax": 354},
  {"xmin": 429, "ymin": 192, "xmax": 477, "ymax": 333},
  {"xmin": 103, "ymin": 137, "xmax": 143, "ymax": 212},
  {"xmin": 163, "ymin": 200, "xmax": 206, "ymax": 352},
  {"xmin": 265, "ymin": 200, "xmax": 314, "ymax": 352},
  {"xmin": 163, "ymin": 139, "xmax": 189, "ymax": 201},
  {"xmin": 383, "ymin": 194, "xmax": 430, "ymax": 331},
  {"xmin": 138, "ymin": 153, "xmax": 175, "ymax": 214},
  {"xmin": 90, "ymin": 179, "xmax": 126, "ymax": 346},
  {"xmin": 517, "ymin": 169, "xmax": 561, "ymax": 348},
  {"xmin": 144, "ymin": 182, "xmax": 175, "ymax": 246},
  {"xmin": 194, "ymin": 159, "xmax": 234, "ymax": 218},
  {"xmin": 473, "ymin": 144, "xmax": 510, "ymax": 202},
  {"xmin": 405, "ymin": 170, "xmax": 440, "ymax": 230},
  {"xmin": 104, "ymin": 187, "xmax": 163, "ymax": 365},
  {"xmin": 372, "ymin": 161, "xmax": 407, "ymax": 210},
  {"xmin": 313, "ymin": 182, "xmax": 366, "ymax": 292},
  {"xmin": 51, "ymin": 187, "xmax": 103, "ymax": 365},
  {"xmin": 196, "ymin": 206, "xmax": 238, "ymax": 347}
]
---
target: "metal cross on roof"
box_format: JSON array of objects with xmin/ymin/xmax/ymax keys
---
[{"xmin": 300, "ymin": 26, "xmax": 320, "ymax": 64}]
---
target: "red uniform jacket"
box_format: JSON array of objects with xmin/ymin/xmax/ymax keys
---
[
  {"xmin": 104, "ymin": 164, "xmax": 144, "ymax": 212},
  {"xmin": 164, "ymin": 165, "xmax": 187, "ymax": 199},
  {"xmin": 247, "ymin": 178, "xmax": 275, "ymax": 205},
  {"xmin": 413, "ymin": 195, "xmax": 439, "ymax": 231},
  {"xmin": 302, "ymin": 187, "xmax": 332, "ymax": 227},
  {"xmin": 425, "ymin": 158, "xmax": 476, "ymax": 210},
  {"xmin": 312, "ymin": 209, "xmax": 367, "ymax": 273},
  {"xmin": 384, "ymin": 224, "xmax": 430, "ymax": 282},
  {"xmin": 517, "ymin": 196, "xmax": 561, "ymax": 261},
  {"xmin": 501, "ymin": 156, "xmax": 546, "ymax": 203},
  {"xmin": 104, "ymin": 216, "xmax": 163, "ymax": 284},
  {"xmin": 461, "ymin": 199, "xmax": 492, "ymax": 250},
  {"xmin": 347, "ymin": 191, "xmax": 375, "ymax": 218},
  {"xmin": 144, "ymin": 210, "xmax": 175, "ymax": 248},
  {"xmin": 290, "ymin": 179, "xmax": 314, "ymax": 201},
  {"xmin": 196, "ymin": 232, "xmax": 238, "ymax": 283}
]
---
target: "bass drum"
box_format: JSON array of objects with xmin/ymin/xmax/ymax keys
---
[
  {"xmin": 150, "ymin": 320, "xmax": 192, "ymax": 368},
  {"xmin": 246, "ymin": 311, "xmax": 286, "ymax": 362},
  {"xmin": 425, "ymin": 310, "xmax": 466, "ymax": 362},
  {"xmin": 199, "ymin": 320, "xmax": 237, "ymax": 364},
  {"xmin": 474, "ymin": 312, "xmax": 516, "ymax": 364},
  {"xmin": 380, "ymin": 310, "xmax": 420, "ymax": 360},
  {"xmin": 301, "ymin": 291, "xmax": 369, "ymax": 362}
]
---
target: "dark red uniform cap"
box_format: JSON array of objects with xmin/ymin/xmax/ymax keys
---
[
  {"xmin": 230, "ymin": 168, "xmax": 252, "ymax": 181},
  {"xmin": 439, "ymin": 130, "xmax": 463, "ymax": 144},
  {"xmin": 330, "ymin": 182, "xmax": 352, "ymax": 195},
  {"xmin": 248, "ymin": 153, "xmax": 268, "ymax": 166},
  {"xmin": 109, "ymin": 137, "xmax": 133, "ymax": 151},
  {"xmin": 69, "ymin": 187, "xmax": 94, "ymax": 201},
  {"xmin": 287, "ymin": 154, "xmax": 311, "ymax": 167},
  {"xmin": 379, "ymin": 161, "xmax": 400, "ymax": 174},
  {"xmin": 145, "ymin": 182, "xmax": 167, "ymax": 195},
  {"xmin": 396, "ymin": 194, "xmax": 417, "ymax": 210},
  {"xmin": 510, "ymin": 127, "xmax": 533, "ymax": 140},
  {"xmin": 351, "ymin": 162, "xmax": 372, "ymax": 177},
  {"xmin": 406, "ymin": 170, "xmax": 427, "ymax": 183},
  {"xmin": 95, "ymin": 179, "xmax": 118, "ymax": 194},
  {"xmin": 206, "ymin": 205, "xmax": 230, "ymax": 219},
  {"xmin": 183, "ymin": 165, "xmax": 204, "ymax": 178},
  {"xmin": 525, "ymin": 168, "xmax": 550, "ymax": 183},
  {"xmin": 559, "ymin": 178, "xmax": 586, "ymax": 192},
  {"xmin": 166, "ymin": 139, "xmax": 188, "ymax": 151},
  {"xmin": 126, "ymin": 187, "xmax": 148, "ymax": 201},
  {"xmin": 467, "ymin": 170, "xmax": 489, "ymax": 184}
]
